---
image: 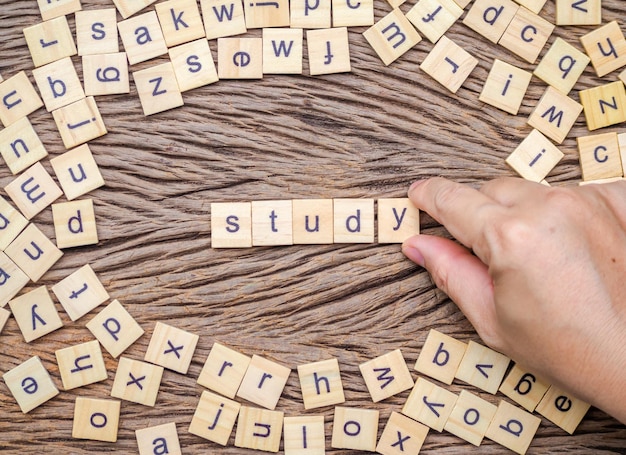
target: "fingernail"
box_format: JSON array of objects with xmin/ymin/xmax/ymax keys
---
[{"xmin": 402, "ymin": 243, "xmax": 425, "ymax": 267}]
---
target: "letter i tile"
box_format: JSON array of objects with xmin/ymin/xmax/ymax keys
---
[{"xmin": 52, "ymin": 96, "xmax": 107, "ymax": 149}]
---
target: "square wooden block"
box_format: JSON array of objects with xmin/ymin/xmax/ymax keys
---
[
  {"xmin": 359, "ymin": 349, "xmax": 414, "ymax": 403},
  {"xmin": 235, "ymin": 406, "xmax": 284, "ymax": 452},
  {"xmin": 189, "ymin": 389, "xmax": 241, "ymax": 445},
  {"xmin": 72, "ymin": 396, "xmax": 121, "ymax": 442},
  {"xmin": 577, "ymin": 132, "xmax": 623, "ymax": 181},
  {"xmin": 37, "ymin": 0, "xmax": 82, "ymax": 21},
  {"xmin": 333, "ymin": 198, "xmax": 375, "ymax": 243},
  {"xmin": 0, "ymin": 196, "xmax": 28, "ymax": 251},
  {"xmin": 156, "ymin": 0, "xmax": 206, "ymax": 47},
  {"xmin": 291, "ymin": 0, "xmax": 331, "ymax": 29},
  {"xmin": 512, "ymin": 0, "xmax": 546, "ymax": 13},
  {"xmin": 52, "ymin": 96, "xmax": 107, "ymax": 149},
  {"xmin": 283, "ymin": 415, "xmax": 325, "ymax": 455},
  {"xmin": 479, "ymin": 59, "xmax": 532, "ymax": 115},
  {"xmin": 86, "ymin": 299, "xmax": 144, "ymax": 358},
  {"xmin": 82, "ymin": 53, "xmax": 130, "ymax": 96},
  {"xmin": 414, "ymin": 329, "xmax": 467, "ymax": 385},
  {"xmin": 298, "ymin": 358, "xmax": 345, "ymax": 409},
  {"xmin": 5, "ymin": 162, "xmax": 63, "ymax": 220},
  {"xmin": 144, "ymin": 321, "xmax": 199, "ymax": 374},
  {"xmin": 236, "ymin": 354, "xmax": 291, "ymax": 410},
  {"xmin": 332, "ymin": 0, "xmax": 373, "ymax": 27},
  {"xmin": 444, "ymin": 389, "xmax": 497, "ymax": 446},
  {"xmin": 218, "ymin": 38, "xmax": 263, "ymax": 79},
  {"xmin": 52, "ymin": 263, "xmax": 109, "ymax": 321},
  {"xmin": 52, "ymin": 199, "xmax": 98, "ymax": 249},
  {"xmin": 533, "ymin": 37, "xmax": 590, "ymax": 95},
  {"xmin": 619, "ymin": 133, "xmax": 626, "ymax": 172},
  {"xmin": 579, "ymin": 81, "xmax": 626, "ymax": 131},
  {"xmin": 580, "ymin": 21, "xmax": 626, "ymax": 77},
  {"xmin": 200, "ymin": 0, "xmax": 247, "ymax": 40},
  {"xmin": 111, "ymin": 356, "xmax": 164, "ymax": 406},
  {"xmin": 506, "ymin": 129, "xmax": 564, "ymax": 182},
  {"xmin": 75, "ymin": 8, "xmax": 119, "ymax": 56},
  {"xmin": 211, "ymin": 202, "xmax": 252, "ymax": 248},
  {"xmin": 331, "ymin": 406, "xmax": 379, "ymax": 451},
  {"xmin": 555, "ymin": 0, "xmax": 601, "ymax": 25},
  {"xmin": 113, "ymin": 0, "xmax": 158, "ymax": 19},
  {"xmin": 363, "ymin": 9, "xmax": 422, "ymax": 66},
  {"xmin": 9, "ymin": 285, "xmax": 63, "ymax": 342},
  {"xmin": 536, "ymin": 385, "xmax": 590, "ymax": 434},
  {"xmin": 486, "ymin": 400, "xmax": 541, "ymax": 455},
  {"xmin": 463, "ymin": 0, "xmax": 519, "ymax": 44},
  {"xmin": 23, "ymin": 16, "xmax": 77, "ymax": 67},
  {"xmin": 292, "ymin": 199, "xmax": 333, "ymax": 244},
  {"xmin": 0, "ymin": 251, "xmax": 29, "ymax": 307},
  {"xmin": 499, "ymin": 363, "xmax": 550, "ymax": 412},
  {"xmin": 0, "ymin": 117, "xmax": 48, "ymax": 175},
  {"xmin": 244, "ymin": 0, "xmax": 289, "ymax": 28},
  {"xmin": 56, "ymin": 339, "xmax": 108, "ymax": 390},
  {"xmin": 50, "ymin": 143, "xmax": 105, "ymax": 201},
  {"xmin": 402, "ymin": 377, "xmax": 458, "ymax": 431},
  {"xmin": 3, "ymin": 356, "xmax": 59, "ymax": 413},
  {"xmin": 406, "ymin": 0, "xmax": 463, "ymax": 44},
  {"xmin": 5, "ymin": 223, "xmax": 63, "ymax": 282},
  {"xmin": 136, "ymin": 422, "xmax": 182, "ymax": 455},
  {"xmin": 527, "ymin": 86, "xmax": 583, "ymax": 144},
  {"xmin": 169, "ymin": 39, "xmax": 219, "ymax": 92},
  {"xmin": 263, "ymin": 28, "xmax": 303, "ymax": 75},
  {"xmin": 0, "ymin": 71, "xmax": 44, "ymax": 127},
  {"xmin": 0, "ymin": 306, "xmax": 10, "ymax": 333},
  {"xmin": 197, "ymin": 341, "xmax": 251, "ymax": 399},
  {"xmin": 419, "ymin": 35, "xmax": 478, "ymax": 94},
  {"xmin": 376, "ymin": 411, "xmax": 429, "ymax": 455},
  {"xmin": 455, "ymin": 340, "xmax": 510, "ymax": 394},
  {"xmin": 32, "ymin": 57, "xmax": 85, "ymax": 112},
  {"xmin": 498, "ymin": 6, "xmax": 554, "ymax": 64},
  {"xmin": 118, "ymin": 11, "xmax": 168, "ymax": 65},
  {"xmin": 133, "ymin": 62, "xmax": 184, "ymax": 116},
  {"xmin": 252, "ymin": 200, "xmax": 293, "ymax": 246}
]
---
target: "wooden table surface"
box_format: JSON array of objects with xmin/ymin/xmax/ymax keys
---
[{"xmin": 1, "ymin": 0, "xmax": 625, "ymax": 453}]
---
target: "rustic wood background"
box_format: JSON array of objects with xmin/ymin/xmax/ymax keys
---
[{"xmin": 1, "ymin": 0, "xmax": 625, "ymax": 453}]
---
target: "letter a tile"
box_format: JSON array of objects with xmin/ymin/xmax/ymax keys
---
[
  {"xmin": 0, "ymin": 196, "xmax": 28, "ymax": 251},
  {"xmin": 0, "ymin": 251, "xmax": 30, "ymax": 307},
  {"xmin": 136, "ymin": 422, "xmax": 182, "ymax": 455}
]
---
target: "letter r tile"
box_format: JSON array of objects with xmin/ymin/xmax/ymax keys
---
[
  {"xmin": 197, "ymin": 342, "xmax": 251, "ymax": 399},
  {"xmin": 236, "ymin": 354, "xmax": 291, "ymax": 410}
]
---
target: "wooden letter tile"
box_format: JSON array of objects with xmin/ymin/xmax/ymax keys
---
[
  {"xmin": 144, "ymin": 321, "xmax": 199, "ymax": 374},
  {"xmin": 308, "ymin": 27, "xmax": 351, "ymax": 76},
  {"xmin": 402, "ymin": 377, "xmax": 458, "ymax": 431},
  {"xmin": 555, "ymin": 0, "xmax": 601, "ymax": 25},
  {"xmin": 5, "ymin": 162, "xmax": 63, "ymax": 220},
  {"xmin": 251, "ymin": 200, "xmax": 293, "ymax": 246},
  {"xmin": 118, "ymin": 11, "xmax": 168, "ymax": 65},
  {"xmin": 455, "ymin": 340, "xmax": 510, "ymax": 394},
  {"xmin": 32, "ymin": 57, "xmax": 85, "ymax": 112},
  {"xmin": 0, "ymin": 251, "xmax": 29, "ymax": 306},
  {"xmin": 479, "ymin": 59, "xmax": 532, "ymax": 115},
  {"xmin": 331, "ymin": 406, "xmax": 379, "ymax": 451},
  {"xmin": 536, "ymin": 385, "xmax": 590, "ymax": 434},
  {"xmin": 498, "ymin": 6, "xmax": 554, "ymax": 64},
  {"xmin": 0, "ymin": 117, "xmax": 48, "ymax": 175},
  {"xmin": 333, "ymin": 198, "xmax": 375, "ymax": 243},
  {"xmin": 263, "ymin": 28, "xmax": 304, "ymax": 75},
  {"xmin": 444, "ymin": 389, "xmax": 497, "ymax": 446},
  {"xmin": 0, "ymin": 306, "xmax": 10, "ymax": 333},
  {"xmin": 235, "ymin": 406, "xmax": 284, "ymax": 452},
  {"xmin": 72, "ymin": 396, "xmax": 121, "ymax": 442},
  {"xmin": 9, "ymin": 285, "xmax": 63, "ymax": 342},
  {"xmin": 236, "ymin": 354, "xmax": 291, "ymax": 410},
  {"xmin": 292, "ymin": 199, "xmax": 333, "ymax": 244},
  {"xmin": 111, "ymin": 356, "xmax": 164, "ymax": 406},
  {"xmin": 499, "ymin": 363, "xmax": 550, "ymax": 412},
  {"xmin": 52, "ymin": 264, "xmax": 109, "ymax": 321},
  {"xmin": 297, "ymin": 358, "xmax": 345, "ymax": 409},
  {"xmin": 580, "ymin": 21, "xmax": 626, "ymax": 77},
  {"xmin": 86, "ymin": 299, "xmax": 145, "ymax": 358},
  {"xmin": 136, "ymin": 422, "xmax": 182, "ymax": 455},
  {"xmin": 359, "ymin": 349, "xmax": 414, "ymax": 403},
  {"xmin": 376, "ymin": 411, "xmax": 429, "ymax": 455},
  {"xmin": 23, "ymin": 16, "xmax": 77, "ymax": 68},
  {"xmin": 332, "ymin": 0, "xmax": 374, "ymax": 27},
  {"xmin": 50, "ymin": 143, "xmax": 105, "ymax": 201},
  {"xmin": 463, "ymin": 0, "xmax": 519, "ymax": 44},
  {"xmin": 3, "ymin": 356, "xmax": 59, "ymax": 413},
  {"xmin": 217, "ymin": 38, "xmax": 264, "ymax": 79},
  {"xmin": 512, "ymin": 0, "xmax": 546, "ymax": 14},
  {"xmin": 283, "ymin": 415, "xmax": 325, "ymax": 455},
  {"xmin": 189, "ymin": 389, "xmax": 241, "ymax": 445},
  {"xmin": 197, "ymin": 341, "xmax": 252, "ymax": 399},
  {"xmin": 506, "ymin": 129, "xmax": 564, "ymax": 182},
  {"xmin": 533, "ymin": 37, "xmax": 590, "ymax": 95},
  {"xmin": 82, "ymin": 53, "xmax": 130, "ymax": 96},
  {"xmin": 619, "ymin": 133, "xmax": 626, "ymax": 173},
  {"xmin": 52, "ymin": 96, "xmax": 107, "ymax": 149},
  {"xmin": 363, "ymin": 9, "xmax": 422, "ymax": 66},
  {"xmin": 5, "ymin": 223, "xmax": 63, "ymax": 282},
  {"xmin": 200, "ymin": 0, "xmax": 247, "ymax": 40},
  {"xmin": 52, "ymin": 199, "xmax": 98, "ymax": 249},
  {"xmin": 579, "ymin": 80, "xmax": 626, "ymax": 131},
  {"xmin": 0, "ymin": 196, "xmax": 28, "ymax": 251},
  {"xmin": 486, "ymin": 400, "xmax": 541, "ymax": 455},
  {"xmin": 527, "ymin": 86, "xmax": 583, "ymax": 144},
  {"xmin": 113, "ymin": 0, "xmax": 158, "ymax": 19},
  {"xmin": 133, "ymin": 62, "xmax": 185, "ymax": 116},
  {"xmin": 169, "ymin": 39, "xmax": 219, "ymax": 92},
  {"xmin": 414, "ymin": 329, "xmax": 467, "ymax": 385},
  {"xmin": 75, "ymin": 8, "xmax": 119, "ymax": 56},
  {"xmin": 577, "ymin": 132, "xmax": 623, "ymax": 181},
  {"xmin": 156, "ymin": 0, "xmax": 206, "ymax": 47},
  {"xmin": 243, "ymin": 0, "xmax": 289, "ymax": 29},
  {"xmin": 0, "ymin": 71, "xmax": 44, "ymax": 127},
  {"xmin": 406, "ymin": 0, "xmax": 463, "ymax": 44},
  {"xmin": 290, "ymin": 0, "xmax": 331, "ymax": 29},
  {"xmin": 419, "ymin": 35, "xmax": 478, "ymax": 94},
  {"xmin": 37, "ymin": 0, "xmax": 82, "ymax": 21},
  {"xmin": 211, "ymin": 202, "xmax": 252, "ymax": 248},
  {"xmin": 56, "ymin": 339, "xmax": 108, "ymax": 390}
]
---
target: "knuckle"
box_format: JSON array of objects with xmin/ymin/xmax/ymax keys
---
[{"xmin": 431, "ymin": 182, "xmax": 464, "ymax": 214}]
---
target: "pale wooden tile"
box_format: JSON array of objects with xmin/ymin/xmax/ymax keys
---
[
  {"xmin": 263, "ymin": 28, "xmax": 303, "ymax": 75},
  {"xmin": 217, "ymin": 38, "xmax": 263, "ymax": 79},
  {"xmin": 111, "ymin": 356, "xmax": 164, "ymax": 406},
  {"xmin": 333, "ymin": 198, "xmax": 374, "ymax": 243},
  {"xmin": 4, "ymin": 162, "xmax": 63, "ymax": 220},
  {"xmin": 402, "ymin": 376, "xmax": 458, "ymax": 431},
  {"xmin": 37, "ymin": 0, "xmax": 82, "ymax": 21},
  {"xmin": 463, "ymin": 0, "xmax": 519, "ymax": 44},
  {"xmin": 133, "ymin": 62, "xmax": 184, "ymax": 116},
  {"xmin": 200, "ymin": 0, "xmax": 247, "ymax": 40},
  {"xmin": 0, "ymin": 196, "xmax": 28, "ymax": 251},
  {"xmin": 577, "ymin": 132, "xmax": 623, "ymax": 181},
  {"xmin": 527, "ymin": 85, "xmax": 583, "ymax": 144},
  {"xmin": 505, "ymin": 129, "xmax": 564, "ymax": 182},
  {"xmin": 136, "ymin": 422, "xmax": 182, "ymax": 455},
  {"xmin": 56, "ymin": 339, "xmax": 108, "ymax": 390},
  {"xmin": 0, "ymin": 306, "xmax": 9, "ymax": 333},
  {"xmin": 284, "ymin": 415, "xmax": 325, "ymax": 455},
  {"xmin": 52, "ymin": 96, "xmax": 107, "ymax": 149},
  {"xmin": 292, "ymin": 199, "xmax": 333, "ymax": 244},
  {"xmin": 156, "ymin": 0, "xmax": 206, "ymax": 47},
  {"xmin": 331, "ymin": 406, "xmax": 379, "ymax": 451},
  {"xmin": 332, "ymin": 0, "xmax": 374, "ymax": 27},
  {"xmin": 118, "ymin": 11, "xmax": 168, "ymax": 65},
  {"xmin": 189, "ymin": 389, "xmax": 241, "ymax": 445},
  {"xmin": 144, "ymin": 321, "xmax": 199, "ymax": 374},
  {"xmin": 291, "ymin": 0, "xmax": 331, "ymax": 29},
  {"xmin": 236, "ymin": 354, "xmax": 291, "ymax": 410},
  {"xmin": 0, "ymin": 116, "xmax": 48, "ymax": 175},
  {"xmin": 86, "ymin": 299, "xmax": 144, "ymax": 358},
  {"xmin": 0, "ymin": 71, "xmax": 44, "ymax": 127},
  {"xmin": 455, "ymin": 340, "xmax": 510, "ymax": 394},
  {"xmin": 243, "ymin": 0, "xmax": 289, "ymax": 28},
  {"xmin": 376, "ymin": 411, "xmax": 429, "ymax": 455},
  {"xmin": 359, "ymin": 349, "xmax": 414, "ymax": 403},
  {"xmin": 479, "ymin": 59, "xmax": 532, "ymax": 115},
  {"xmin": 197, "ymin": 341, "xmax": 251, "ymax": 399},
  {"xmin": 9, "ymin": 285, "xmax": 63, "ymax": 342},
  {"xmin": 23, "ymin": 16, "xmax": 77, "ymax": 67},
  {"xmin": 169, "ymin": 39, "xmax": 219, "ymax": 91},
  {"xmin": 0, "ymin": 251, "xmax": 29, "ymax": 307},
  {"xmin": 536, "ymin": 385, "xmax": 590, "ymax": 434},
  {"xmin": 75, "ymin": 8, "xmax": 119, "ymax": 56},
  {"xmin": 419, "ymin": 35, "xmax": 478, "ymax": 93},
  {"xmin": 533, "ymin": 37, "xmax": 590, "ymax": 95},
  {"xmin": 32, "ymin": 56, "xmax": 85, "ymax": 112},
  {"xmin": 52, "ymin": 263, "xmax": 109, "ymax": 321},
  {"xmin": 308, "ymin": 27, "xmax": 351, "ymax": 76},
  {"xmin": 251, "ymin": 200, "xmax": 293, "ymax": 246},
  {"xmin": 579, "ymin": 80, "xmax": 626, "ymax": 131},
  {"xmin": 3, "ymin": 356, "xmax": 59, "ymax": 413},
  {"xmin": 112, "ymin": 0, "xmax": 158, "ymax": 19},
  {"xmin": 498, "ymin": 6, "xmax": 554, "ymax": 64},
  {"xmin": 486, "ymin": 400, "xmax": 541, "ymax": 454},
  {"xmin": 406, "ymin": 0, "xmax": 463, "ymax": 44},
  {"xmin": 49, "ymin": 143, "xmax": 105, "ymax": 201},
  {"xmin": 363, "ymin": 9, "xmax": 422, "ymax": 66},
  {"xmin": 414, "ymin": 329, "xmax": 467, "ymax": 385},
  {"xmin": 235, "ymin": 406, "xmax": 284, "ymax": 452},
  {"xmin": 5, "ymin": 223, "xmax": 63, "ymax": 282},
  {"xmin": 555, "ymin": 0, "xmax": 601, "ymax": 25},
  {"xmin": 297, "ymin": 357, "xmax": 345, "ymax": 409},
  {"xmin": 211, "ymin": 202, "xmax": 252, "ymax": 248},
  {"xmin": 580, "ymin": 21, "xmax": 626, "ymax": 77},
  {"xmin": 512, "ymin": 0, "xmax": 546, "ymax": 14},
  {"xmin": 72, "ymin": 396, "xmax": 121, "ymax": 442},
  {"xmin": 52, "ymin": 199, "xmax": 98, "ymax": 249},
  {"xmin": 444, "ymin": 389, "xmax": 497, "ymax": 446},
  {"xmin": 82, "ymin": 53, "xmax": 130, "ymax": 96},
  {"xmin": 499, "ymin": 364, "xmax": 550, "ymax": 412}
]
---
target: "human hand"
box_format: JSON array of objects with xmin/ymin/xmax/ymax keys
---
[{"xmin": 402, "ymin": 177, "xmax": 626, "ymax": 423}]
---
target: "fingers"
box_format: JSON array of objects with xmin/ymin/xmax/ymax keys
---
[{"xmin": 479, "ymin": 177, "xmax": 548, "ymax": 207}]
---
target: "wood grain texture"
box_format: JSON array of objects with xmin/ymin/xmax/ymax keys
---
[{"xmin": 1, "ymin": 0, "xmax": 625, "ymax": 453}]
